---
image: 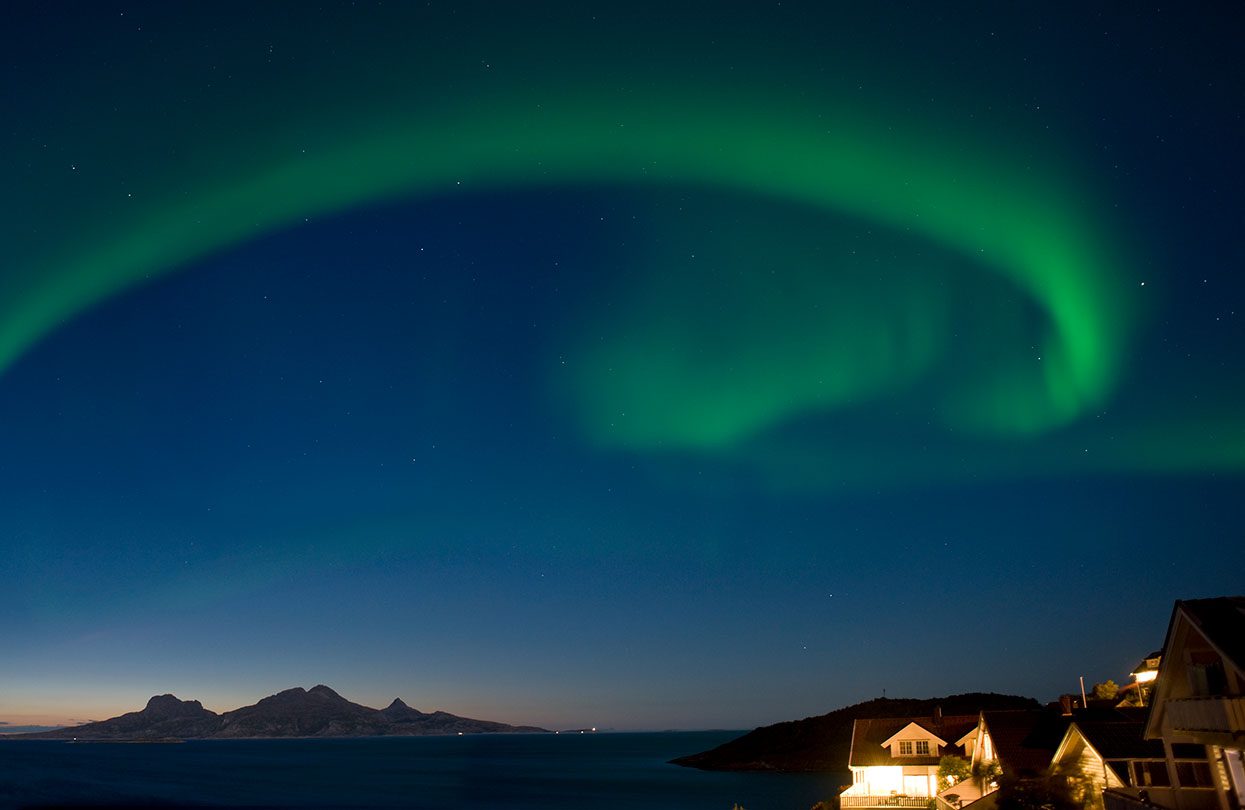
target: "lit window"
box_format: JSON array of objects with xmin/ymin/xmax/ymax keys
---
[{"xmin": 916, "ymin": 741, "xmax": 930, "ymax": 756}]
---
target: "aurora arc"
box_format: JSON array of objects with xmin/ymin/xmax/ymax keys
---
[{"xmin": 0, "ymin": 90, "xmax": 1131, "ymax": 447}]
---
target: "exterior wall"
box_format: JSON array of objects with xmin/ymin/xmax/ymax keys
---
[
  {"xmin": 981, "ymin": 730, "xmax": 995, "ymax": 764},
  {"xmin": 1068, "ymin": 747, "xmax": 1123, "ymax": 810},
  {"xmin": 891, "ymin": 738, "xmax": 937, "ymax": 758},
  {"xmin": 1051, "ymin": 728, "xmax": 1126, "ymax": 810},
  {"xmin": 961, "ymin": 721, "xmax": 996, "ymax": 770},
  {"xmin": 885, "ymin": 723, "xmax": 947, "ymax": 760},
  {"xmin": 845, "ymin": 766, "xmax": 904, "ymax": 796},
  {"xmin": 1107, "ymin": 786, "xmax": 1222, "ymax": 810},
  {"xmin": 844, "ymin": 765, "xmax": 938, "ymax": 797},
  {"xmin": 1222, "ymin": 748, "xmax": 1245, "ymax": 807},
  {"xmin": 1148, "ymin": 605, "xmax": 1245, "ymax": 810},
  {"xmin": 1160, "ymin": 621, "xmax": 1242, "ymax": 706},
  {"xmin": 902, "ymin": 767, "xmax": 937, "ymax": 797}
]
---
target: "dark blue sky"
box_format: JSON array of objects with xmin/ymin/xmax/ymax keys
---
[{"xmin": 1, "ymin": 3, "xmax": 1242, "ymax": 729}]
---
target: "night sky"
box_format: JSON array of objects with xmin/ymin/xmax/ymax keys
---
[{"xmin": 2, "ymin": 3, "xmax": 1243, "ymax": 731}]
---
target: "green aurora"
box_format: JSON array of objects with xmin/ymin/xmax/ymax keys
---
[
  {"xmin": 4, "ymin": 93, "xmax": 1129, "ymax": 416},
  {"xmin": 4, "ymin": 15, "xmax": 1237, "ymax": 485}
]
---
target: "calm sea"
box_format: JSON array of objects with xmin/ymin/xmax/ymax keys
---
[{"xmin": 0, "ymin": 732, "xmax": 842, "ymax": 809}]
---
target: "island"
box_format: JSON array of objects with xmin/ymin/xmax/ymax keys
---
[{"xmin": 9, "ymin": 685, "xmax": 548, "ymax": 740}]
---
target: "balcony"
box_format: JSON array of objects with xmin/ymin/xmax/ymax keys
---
[
  {"xmin": 1166, "ymin": 696, "xmax": 1245, "ymax": 734},
  {"xmin": 1103, "ymin": 789, "xmax": 1158, "ymax": 810},
  {"xmin": 841, "ymin": 797, "xmax": 931, "ymax": 808}
]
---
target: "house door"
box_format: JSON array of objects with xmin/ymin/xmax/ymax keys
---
[{"xmin": 903, "ymin": 775, "xmax": 929, "ymax": 796}]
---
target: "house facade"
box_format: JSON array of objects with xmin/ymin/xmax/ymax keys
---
[
  {"xmin": 935, "ymin": 709, "xmax": 1078, "ymax": 810},
  {"xmin": 841, "ymin": 714, "xmax": 979, "ymax": 807},
  {"xmin": 1050, "ymin": 718, "xmax": 1166, "ymax": 810},
  {"xmin": 1122, "ymin": 597, "xmax": 1245, "ymax": 810}
]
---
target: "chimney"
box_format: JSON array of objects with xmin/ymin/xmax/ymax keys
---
[
  {"xmin": 1059, "ymin": 694, "xmax": 1074, "ymax": 716},
  {"xmin": 934, "ymin": 705, "xmax": 943, "ymax": 725}
]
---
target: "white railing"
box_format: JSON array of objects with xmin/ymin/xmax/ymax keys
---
[
  {"xmin": 841, "ymin": 797, "xmax": 931, "ymax": 808},
  {"xmin": 1166, "ymin": 696, "xmax": 1245, "ymax": 733}
]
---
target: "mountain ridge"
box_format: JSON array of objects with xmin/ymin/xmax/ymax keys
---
[{"xmin": 12, "ymin": 686, "xmax": 548, "ymax": 740}]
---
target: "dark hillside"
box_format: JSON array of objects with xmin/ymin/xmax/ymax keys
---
[{"xmin": 671, "ymin": 692, "xmax": 1040, "ymax": 773}]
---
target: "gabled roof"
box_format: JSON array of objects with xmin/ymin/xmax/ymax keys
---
[
  {"xmin": 881, "ymin": 720, "xmax": 949, "ymax": 748},
  {"xmin": 848, "ymin": 715, "xmax": 977, "ymax": 767},
  {"xmin": 1130, "ymin": 651, "xmax": 1162, "ymax": 677},
  {"xmin": 1073, "ymin": 720, "xmax": 1165, "ymax": 761},
  {"xmin": 1179, "ymin": 597, "xmax": 1245, "ymax": 674},
  {"xmin": 1144, "ymin": 596, "xmax": 1245, "ymax": 740},
  {"xmin": 1054, "ymin": 720, "xmax": 1165, "ymax": 783},
  {"xmin": 980, "ymin": 710, "xmax": 1072, "ymax": 777}
]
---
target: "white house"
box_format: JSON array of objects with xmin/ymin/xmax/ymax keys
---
[{"xmin": 841, "ymin": 713, "xmax": 979, "ymax": 807}]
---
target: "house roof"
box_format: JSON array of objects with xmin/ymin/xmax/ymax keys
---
[
  {"xmin": 1073, "ymin": 720, "xmax": 1165, "ymax": 761},
  {"xmin": 1144, "ymin": 596, "xmax": 1245, "ymax": 740},
  {"xmin": 848, "ymin": 715, "xmax": 977, "ymax": 767},
  {"xmin": 1179, "ymin": 597, "xmax": 1245, "ymax": 675},
  {"xmin": 980, "ymin": 710, "xmax": 1072, "ymax": 777},
  {"xmin": 882, "ymin": 721, "xmax": 949, "ymax": 749},
  {"xmin": 1057, "ymin": 719, "xmax": 1165, "ymax": 784},
  {"xmin": 1130, "ymin": 651, "xmax": 1162, "ymax": 676}
]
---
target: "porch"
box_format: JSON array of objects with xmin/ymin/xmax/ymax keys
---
[{"xmin": 841, "ymin": 797, "xmax": 931, "ymax": 808}]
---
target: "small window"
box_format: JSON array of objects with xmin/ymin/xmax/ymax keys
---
[
  {"xmin": 898, "ymin": 741, "xmax": 913, "ymax": 756},
  {"xmin": 1176, "ymin": 761, "xmax": 1214, "ymax": 788},
  {"xmin": 1132, "ymin": 761, "xmax": 1170, "ymax": 788},
  {"xmin": 1187, "ymin": 651, "xmax": 1227, "ymax": 696},
  {"xmin": 915, "ymin": 741, "xmax": 931, "ymax": 756}
]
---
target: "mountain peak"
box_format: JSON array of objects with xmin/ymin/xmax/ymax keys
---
[
  {"xmin": 308, "ymin": 684, "xmax": 345, "ymax": 700},
  {"xmin": 381, "ymin": 697, "xmax": 425, "ymax": 719},
  {"xmin": 17, "ymin": 685, "xmax": 546, "ymax": 740},
  {"xmin": 145, "ymin": 693, "xmax": 181, "ymax": 710},
  {"xmin": 143, "ymin": 694, "xmax": 207, "ymax": 717}
]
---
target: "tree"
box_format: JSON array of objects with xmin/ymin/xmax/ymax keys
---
[
  {"xmin": 938, "ymin": 756, "xmax": 973, "ymax": 793},
  {"xmin": 974, "ymin": 759, "xmax": 1003, "ymax": 788},
  {"xmin": 1092, "ymin": 680, "xmax": 1119, "ymax": 701}
]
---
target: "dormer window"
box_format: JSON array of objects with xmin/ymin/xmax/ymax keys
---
[{"xmin": 882, "ymin": 721, "xmax": 948, "ymax": 760}]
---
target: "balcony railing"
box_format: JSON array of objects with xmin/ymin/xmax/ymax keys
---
[
  {"xmin": 841, "ymin": 797, "xmax": 931, "ymax": 808},
  {"xmin": 1103, "ymin": 789, "xmax": 1157, "ymax": 810},
  {"xmin": 1166, "ymin": 696, "xmax": 1245, "ymax": 733}
]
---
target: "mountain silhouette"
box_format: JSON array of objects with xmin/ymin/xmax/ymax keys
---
[{"xmin": 15, "ymin": 686, "xmax": 547, "ymax": 740}]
